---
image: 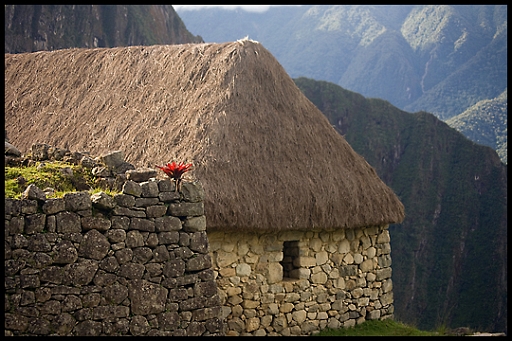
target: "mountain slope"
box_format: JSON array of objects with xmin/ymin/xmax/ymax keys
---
[
  {"xmin": 4, "ymin": 4, "xmax": 203, "ymax": 53},
  {"xmin": 176, "ymin": 5, "xmax": 507, "ymax": 159},
  {"xmin": 446, "ymin": 89, "xmax": 507, "ymax": 164},
  {"xmin": 294, "ymin": 77, "xmax": 507, "ymax": 333}
]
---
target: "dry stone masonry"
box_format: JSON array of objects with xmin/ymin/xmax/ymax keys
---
[
  {"xmin": 4, "ymin": 177, "xmax": 225, "ymax": 336},
  {"xmin": 208, "ymin": 226, "xmax": 394, "ymax": 336}
]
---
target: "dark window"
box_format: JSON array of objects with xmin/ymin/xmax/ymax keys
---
[{"xmin": 281, "ymin": 240, "xmax": 300, "ymax": 279}]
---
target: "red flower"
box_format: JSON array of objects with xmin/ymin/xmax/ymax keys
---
[{"xmin": 155, "ymin": 161, "xmax": 193, "ymax": 180}]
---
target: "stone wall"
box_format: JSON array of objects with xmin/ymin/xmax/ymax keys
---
[
  {"xmin": 208, "ymin": 226, "xmax": 394, "ymax": 336},
  {"xmin": 4, "ymin": 178, "xmax": 225, "ymax": 336}
]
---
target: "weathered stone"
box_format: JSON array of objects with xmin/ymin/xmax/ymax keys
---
[
  {"xmin": 155, "ymin": 216, "xmax": 182, "ymax": 232},
  {"xmin": 55, "ymin": 211, "xmax": 81, "ymax": 233},
  {"xmin": 112, "ymin": 206, "xmax": 146, "ymax": 218},
  {"xmin": 100, "ymin": 150, "xmax": 124, "ymax": 169},
  {"xmin": 5, "ymin": 141, "xmax": 21, "ymax": 156},
  {"xmin": 22, "ymin": 184, "xmax": 46, "ymax": 201},
  {"xmin": 24, "ymin": 213, "xmax": 46, "ymax": 234},
  {"xmin": 53, "ymin": 240, "xmax": 78, "ymax": 264},
  {"xmin": 378, "ymin": 254, "xmax": 392, "ymax": 268},
  {"xmin": 367, "ymin": 309, "xmax": 381, "ymax": 320},
  {"xmin": 380, "ymin": 292, "xmax": 393, "ymax": 306},
  {"xmin": 113, "ymin": 193, "xmax": 135, "ymax": 207},
  {"xmin": 102, "ymin": 283, "xmax": 129, "ymax": 305},
  {"xmin": 99, "ymin": 255, "xmax": 120, "ymax": 273},
  {"xmin": 78, "ymin": 229, "xmax": 110, "ymax": 260},
  {"xmin": 126, "ymin": 168, "xmax": 157, "ymax": 182},
  {"xmin": 27, "ymin": 234, "xmax": 51, "ymax": 252},
  {"xmin": 129, "ymin": 217, "xmax": 155, "ymax": 232},
  {"xmin": 124, "ymin": 230, "xmax": 144, "ymax": 249},
  {"xmin": 81, "ymin": 215, "xmax": 111, "ymax": 231},
  {"xmin": 122, "ymin": 180, "xmax": 142, "ymax": 197},
  {"xmin": 63, "ymin": 191, "xmax": 92, "ymax": 211},
  {"xmin": 168, "ymin": 202, "xmax": 204, "ymax": 217},
  {"xmin": 146, "ymin": 205, "xmax": 167, "ymax": 218},
  {"xmin": 105, "ymin": 228, "xmax": 126, "ymax": 243},
  {"xmin": 42, "ymin": 198, "xmax": 66, "ymax": 214},
  {"xmin": 119, "ymin": 263, "xmax": 145, "ymax": 280},
  {"xmin": 21, "ymin": 199, "xmax": 38, "ymax": 214},
  {"xmin": 377, "ymin": 230, "xmax": 391, "ymax": 244},
  {"xmin": 158, "ymin": 311, "xmax": 180, "ymax": 330},
  {"xmin": 158, "ymin": 231, "xmax": 180, "ymax": 245},
  {"xmin": 183, "ymin": 215, "xmax": 207, "ymax": 232},
  {"xmin": 266, "ymin": 262, "xmax": 283, "ymax": 284},
  {"xmin": 128, "ymin": 279, "xmax": 168, "ymax": 315},
  {"xmin": 132, "ymin": 246, "xmax": 153, "ymax": 264},
  {"xmin": 163, "ymin": 259, "xmax": 186, "ymax": 278},
  {"xmin": 189, "ymin": 231, "xmax": 209, "ymax": 253},
  {"xmin": 31, "ymin": 143, "xmax": 51, "ymax": 160},
  {"xmin": 360, "ymin": 259, "xmax": 374, "ymax": 272},
  {"xmin": 140, "ymin": 181, "xmax": 159, "ymax": 197},
  {"xmin": 90, "ymin": 191, "xmax": 116, "ymax": 210},
  {"xmin": 186, "ymin": 253, "xmax": 212, "ymax": 272},
  {"xmin": 181, "ymin": 181, "xmax": 205, "ymax": 202},
  {"xmin": 375, "ymin": 267, "xmax": 392, "ymax": 281},
  {"xmin": 311, "ymin": 272, "xmax": 328, "ymax": 284},
  {"xmin": 62, "ymin": 259, "xmax": 99, "ymax": 286}
]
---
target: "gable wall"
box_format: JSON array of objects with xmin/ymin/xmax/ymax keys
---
[{"xmin": 208, "ymin": 226, "xmax": 394, "ymax": 336}]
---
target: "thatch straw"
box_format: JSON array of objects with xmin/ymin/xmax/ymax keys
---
[{"xmin": 5, "ymin": 41, "xmax": 405, "ymax": 231}]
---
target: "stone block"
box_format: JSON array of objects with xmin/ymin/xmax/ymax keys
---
[
  {"xmin": 186, "ymin": 254, "xmax": 212, "ymax": 272},
  {"xmin": 24, "ymin": 213, "xmax": 46, "ymax": 234},
  {"xmin": 181, "ymin": 181, "xmax": 205, "ymax": 202},
  {"xmin": 236, "ymin": 263, "xmax": 251, "ymax": 277},
  {"xmin": 64, "ymin": 191, "xmax": 92, "ymax": 211},
  {"xmin": 168, "ymin": 202, "xmax": 204, "ymax": 217},
  {"xmin": 122, "ymin": 180, "xmax": 142, "ymax": 197},
  {"xmin": 155, "ymin": 216, "xmax": 182, "ymax": 232},
  {"xmin": 90, "ymin": 192, "xmax": 116, "ymax": 210},
  {"xmin": 55, "ymin": 212, "xmax": 82, "ymax": 233},
  {"xmin": 126, "ymin": 168, "xmax": 157, "ymax": 182},
  {"xmin": 367, "ymin": 309, "xmax": 381, "ymax": 320},
  {"xmin": 81, "ymin": 216, "xmax": 111, "ymax": 231},
  {"xmin": 128, "ymin": 279, "xmax": 168, "ymax": 315},
  {"xmin": 129, "ymin": 217, "xmax": 155, "ymax": 232},
  {"xmin": 311, "ymin": 272, "xmax": 328, "ymax": 284},
  {"xmin": 375, "ymin": 267, "xmax": 392, "ymax": 281},
  {"xmin": 360, "ymin": 259, "xmax": 374, "ymax": 272},
  {"xmin": 183, "ymin": 215, "xmax": 207, "ymax": 232},
  {"xmin": 77, "ymin": 229, "xmax": 109, "ymax": 260},
  {"xmin": 315, "ymin": 251, "xmax": 329, "ymax": 265}
]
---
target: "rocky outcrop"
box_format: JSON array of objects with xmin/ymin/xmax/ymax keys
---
[{"xmin": 4, "ymin": 5, "xmax": 203, "ymax": 54}]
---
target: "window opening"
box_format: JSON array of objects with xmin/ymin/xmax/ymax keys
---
[{"xmin": 280, "ymin": 240, "xmax": 300, "ymax": 280}]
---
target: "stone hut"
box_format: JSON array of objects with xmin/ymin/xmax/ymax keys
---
[{"xmin": 5, "ymin": 40, "xmax": 405, "ymax": 335}]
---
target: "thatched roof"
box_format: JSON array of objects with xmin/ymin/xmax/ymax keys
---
[{"xmin": 5, "ymin": 40, "xmax": 405, "ymax": 231}]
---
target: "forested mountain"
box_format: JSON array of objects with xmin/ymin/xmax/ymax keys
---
[
  {"xmin": 446, "ymin": 89, "xmax": 507, "ymax": 164},
  {"xmin": 294, "ymin": 77, "xmax": 507, "ymax": 333},
  {"xmin": 4, "ymin": 4, "xmax": 203, "ymax": 53},
  {"xmin": 176, "ymin": 5, "xmax": 507, "ymax": 163}
]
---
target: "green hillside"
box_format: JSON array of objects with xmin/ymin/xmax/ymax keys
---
[
  {"xmin": 446, "ymin": 89, "xmax": 507, "ymax": 164},
  {"xmin": 294, "ymin": 77, "xmax": 507, "ymax": 333}
]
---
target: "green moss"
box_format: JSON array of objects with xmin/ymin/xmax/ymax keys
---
[
  {"xmin": 314, "ymin": 319, "xmax": 441, "ymax": 336},
  {"xmin": 4, "ymin": 161, "xmax": 98, "ymax": 199}
]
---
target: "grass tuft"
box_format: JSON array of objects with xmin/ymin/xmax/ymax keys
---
[{"xmin": 314, "ymin": 319, "xmax": 442, "ymax": 336}]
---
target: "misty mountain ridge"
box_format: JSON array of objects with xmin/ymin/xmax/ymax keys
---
[{"xmin": 176, "ymin": 5, "xmax": 507, "ymax": 163}]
